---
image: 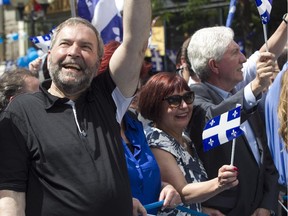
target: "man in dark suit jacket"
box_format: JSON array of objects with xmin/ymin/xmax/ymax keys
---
[{"xmin": 187, "ymin": 26, "xmax": 279, "ymax": 216}]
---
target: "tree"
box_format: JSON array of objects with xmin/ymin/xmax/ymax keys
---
[{"xmin": 151, "ymin": 0, "xmax": 286, "ymax": 57}]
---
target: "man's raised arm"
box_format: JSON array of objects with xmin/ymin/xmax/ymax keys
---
[{"xmin": 109, "ymin": 0, "xmax": 152, "ymax": 97}]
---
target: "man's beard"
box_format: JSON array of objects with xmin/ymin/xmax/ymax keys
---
[{"xmin": 49, "ymin": 61, "xmax": 95, "ymax": 96}]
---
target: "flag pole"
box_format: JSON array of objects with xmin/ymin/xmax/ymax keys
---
[
  {"xmin": 278, "ymin": 200, "xmax": 288, "ymax": 213},
  {"xmin": 230, "ymin": 103, "xmax": 242, "ymax": 165},
  {"xmin": 230, "ymin": 138, "xmax": 236, "ymax": 165},
  {"xmin": 70, "ymin": 0, "xmax": 76, "ymax": 17},
  {"xmin": 262, "ymin": 23, "xmax": 269, "ymax": 51}
]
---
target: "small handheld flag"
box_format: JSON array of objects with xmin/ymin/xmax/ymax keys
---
[
  {"xmin": 255, "ymin": 0, "xmax": 272, "ymax": 24},
  {"xmin": 202, "ymin": 106, "xmax": 243, "ymax": 152},
  {"xmin": 30, "ymin": 34, "xmax": 52, "ymax": 53},
  {"xmin": 254, "ymin": 0, "xmax": 272, "ymax": 51},
  {"xmin": 30, "ymin": 28, "xmax": 55, "ymax": 53}
]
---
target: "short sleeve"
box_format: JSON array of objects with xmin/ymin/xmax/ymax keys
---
[{"xmin": 0, "ymin": 111, "xmax": 29, "ymax": 192}]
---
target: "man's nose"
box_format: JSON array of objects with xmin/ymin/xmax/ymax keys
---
[{"xmin": 67, "ymin": 44, "xmax": 81, "ymax": 57}]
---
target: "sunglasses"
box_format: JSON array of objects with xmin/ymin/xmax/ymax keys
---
[{"xmin": 163, "ymin": 91, "xmax": 195, "ymax": 108}]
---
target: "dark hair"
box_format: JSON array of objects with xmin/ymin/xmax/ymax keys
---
[
  {"xmin": 176, "ymin": 37, "xmax": 191, "ymax": 65},
  {"xmin": 0, "ymin": 68, "xmax": 37, "ymax": 112},
  {"xmin": 176, "ymin": 37, "xmax": 194, "ymax": 75},
  {"xmin": 138, "ymin": 72, "xmax": 190, "ymax": 123}
]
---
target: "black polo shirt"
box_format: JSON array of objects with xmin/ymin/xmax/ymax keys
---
[{"xmin": 0, "ymin": 71, "xmax": 133, "ymax": 216}]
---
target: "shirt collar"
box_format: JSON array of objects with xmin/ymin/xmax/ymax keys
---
[
  {"xmin": 204, "ymin": 82, "xmax": 232, "ymax": 99},
  {"xmin": 40, "ymin": 79, "xmax": 71, "ymax": 110},
  {"xmin": 40, "ymin": 79, "xmax": 96, "ymax": 110}
]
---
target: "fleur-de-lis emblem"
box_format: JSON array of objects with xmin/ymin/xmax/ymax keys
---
[
  {"xmin": 231, "ymin": 129, "xmax": 237, "ymax": 137},
  {"xmin": 209, "ymin": 119, "xmax": 215, "ymax": 127},
  {"xmin": 232, "ymin": 110, "xmax": 238, "ymax": 118},
  {"xmin": 208, "ymin": 138, "xmax": 214, "ymax": 146}
]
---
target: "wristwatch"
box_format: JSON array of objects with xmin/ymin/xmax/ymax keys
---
[{"xmin": 283, "ymin": 13, "xmax": 288, "ymax": 24}]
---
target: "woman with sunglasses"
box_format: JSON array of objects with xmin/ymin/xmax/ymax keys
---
[{"xmin": 138, "ymin": 72, "xmax": 239, "ymax": 216}]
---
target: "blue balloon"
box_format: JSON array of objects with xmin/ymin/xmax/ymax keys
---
[
  {"xmin": 27, "ymin": 50, "xmax": 39, "ymax": 62},
  {"xmin": 17, "ymin": 56, "xmax": 29, "ymax": 68},
  {"xmin": 27, "ymin": 47, "xmax": 37, "ymax": 54}
]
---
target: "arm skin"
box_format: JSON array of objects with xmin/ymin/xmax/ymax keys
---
[
  {"xmin": 0, "ymin": 190, "xmax": 25, "ymax": 216},
  {"xmin": 259, "ymin": 19, "xmax": 288, "ymax": 60},
  {"xmin": 250, "ymin": 52, "xmax": 275, "ymax": 97},
  {"xmin": 151, "ymin": 148, "xmax": 238, "ymax": 205},
  {"xmin": 109, "ymin": 0, "xmax": 152, "ymax": 98}
]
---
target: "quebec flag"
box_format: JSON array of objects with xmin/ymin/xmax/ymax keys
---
[
  {"xmin": 30, "ymin": 34, "xmax": 52, "ymax": 53},
  {"xmin": 78, "ymin": 0, "xmax": 123, "ymax": 44},
  {"xmin": 255, "ymin": 0, "xmax": 272, "ymax": 24},
  {"xmin": 30, "ymin": 28, "xmax": 55, "ymax": 53},
  {"xmin": 202, "ymin": 106, "xmax": 243, "ymax": 152}
]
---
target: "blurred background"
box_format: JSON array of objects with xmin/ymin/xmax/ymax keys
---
[{"xmin": 0, "ymin": 0, "xmax": 286, "ymax": 74}]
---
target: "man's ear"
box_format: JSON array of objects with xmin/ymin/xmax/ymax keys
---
[
  {"xmin": 46, "ymin": 52, "xmax": 51, "ymax": 70},
  {"xmin": 208, "ymin": 59, "xmax": 219, "ymax": 75},
  {"xmin": 9, "ymin": 96, "xmax": 15, "ymax": 102}
]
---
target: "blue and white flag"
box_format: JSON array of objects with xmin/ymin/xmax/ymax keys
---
[
  {"xmin": 30, "ymin": 28, "xmax": 55, "ymax": 53},
  {"xmin": 30, "ymin": 34, "xmax": 52, "ymax": 53},
  {"xmin": 77, "ymin": 0, "xmax": 97, "ymax": 22},
  {"xmin": 225, "ymin": 0, "xmax": 237, "ymax": 27},
  {"xmin": 255, "ymin": 0, "xmax": 272, "ymax": 24},
  {"xmin": 151, "ymin": 48, "xmax": 163, "ymax": 72},
  {"xmin": 202, "ymin": 106, "xmax": 243, "ymax": 152},
  {"xmin": 78, "ymin": 0, "xmax": 124, "ymax": 44}
]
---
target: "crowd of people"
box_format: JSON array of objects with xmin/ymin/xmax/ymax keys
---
[{"xmin": 0, "ymin": 1, "xmax": 287, "ymax": 215}]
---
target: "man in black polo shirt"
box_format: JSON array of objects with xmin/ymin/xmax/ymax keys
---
[{"xmin": 0, "ymin": 1, "xmax": 151, "ymax": 215}]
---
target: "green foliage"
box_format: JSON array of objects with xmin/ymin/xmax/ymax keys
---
[
  {"xmin": 151, "ymin": 0, "xmax": 286, "ymax": 55},
  {"xmin": 151, "ymin": 0, "xmax": 165, "ymax": 11},
  {"xmin": 151, "ymin": 0, "xmax": 177, "ymax": 23}
]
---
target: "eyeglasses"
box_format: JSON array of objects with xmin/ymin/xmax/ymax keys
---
[{"xmin": 163, "ymin": 91, "xmax": 195, "ymax": 108}]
